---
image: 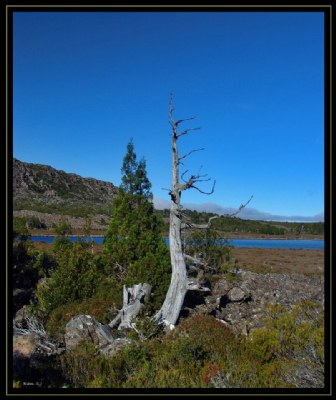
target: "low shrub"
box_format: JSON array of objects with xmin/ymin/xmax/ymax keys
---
[{"xmin": 59, "ymin": 306, "xmax": 324, "ymax": 389}]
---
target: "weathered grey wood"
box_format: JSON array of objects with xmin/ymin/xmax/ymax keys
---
[
  {"xmin": 109, "ymin": 283, "xmax": 152, "ymax": 330},
  {"xmin": 156, "ymin": 98, "xmax": 251, "ymax": 328},
  {"xmin": 155, "ymin": 103, "xmax": 188, "ymax": 326},
  {"xmin": 181, "ymin": 215, "xmax": 219, "ymax": 230},
  {"xmin": 155, "ymin": 96, "xmax": 215, "ymax": 327},
  {"xmin": 184, "ymin": 253, "xmax": 204, "ymax": 264}
]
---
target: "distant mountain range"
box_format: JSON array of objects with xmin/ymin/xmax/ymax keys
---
[{"xmin": 13, "ymin": 158, "xmax": 118, "ymax": 216}]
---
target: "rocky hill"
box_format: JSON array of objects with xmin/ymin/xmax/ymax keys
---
[
  {"xmin": 12, "ymin": 158, "xmax": 324, "ymax": 237},
  {"xmin": 13, "ymin": 158, "xmax": 118, "ymax": 216}
]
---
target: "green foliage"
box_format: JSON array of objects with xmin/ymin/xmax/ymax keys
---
[
  {"xmin": 103, "ymin": 142, "xmax": 171, "ymax": 310},
  {"xmin": 104, "ymin": 191, "xmax": 171, "ymax": 307},
  {"xmin": 31, "ymin": 251, "xmax": 124, "ymax": 338},
  {"xmin": 120, "ymin": 139, "xmax": 152, "ymax": 199},
  {"xmin": 246, "ymin": 301, "xmax": 325, "ymax": 388},
  {"xmin": 262, "ymin": 301, "xmax": 324, "ymax": 361},
  {"xmin": 52, "ymin": 218, "xmax": 72, "ymax": 236},
  {"xmin": 50, "ymin": 218, "xmax": 73, "ymax": 253},
  {"xmin": 35, "ymin": 242, "xmax": 102, "ymax": 316},
  {"xmin": 155, "ymin": 209, "xmax": 324, "ymax": 237},
  {"xmin": 212, "ymin": 215, "xmax": 286, "ymax": 235},
  {"xmin": 13, "ymin": 218, "xmax": 30, "ymax": 241},
  {"xmin": 60, "ymin": 340, "xmax": 101, "ymax": 387},
  {"xmin": 83, "ymin": 215, "xmax": 93, "ymax": 237},
  {"xmin": 60, "ymin": 340, "xmax": 150, "ymax": 388},
  {"xmin": 31, "ymin": 250, "xmax": 56, "ymax": 278},
  {"xmin": 13, "ymin": 238, "xmax": 33, "ymax": 277},
  {"xmin": 13, "ymin": 224, "xmax": 57, "ymax": 325},
  {"xmin": 52, "ymin": 236, "xmax": 73, "ymax": 253},
  {"xmin": 184, "ymin": 226, "xmax": 233, "ymax": 274},
  {"xmin": 14, "ymin": 216, "xmax": 46, "ymax": 231},
  {"xmin": 14, "ymin": 197, "xmax": 114, "ymax": 218},
  {"xmin": 59, "ymin": 305, "xmax": 324, "ymax": 389},
  {"xmin": 42, "ymin": 287, "xmax": 123, "ymax": 340},
  {"xmin": 132, "ymin": 315, "xmax": 162, "ymax": 341},
  {"xmin": 12, "ymin": 228, "xmax": 53, "ymax": 292},
  {"xmin": 289, "ymin": 222, "xmax": 324, "ymax": 235},
  {"xmin": 122, "ymin": 344, "xmax": 150, "ymax": 374},
  {"xmin": 176, "ymin": 315, "xmax": 238, "ymax": 360},
  {"xmin": 241, "ymin": 263, "xmax": 273, "ymax": 274}
]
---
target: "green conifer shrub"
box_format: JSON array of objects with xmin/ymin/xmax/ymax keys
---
[{"xmin": 103, "ymin": 140, "xmax": 171, "ymax": 310}]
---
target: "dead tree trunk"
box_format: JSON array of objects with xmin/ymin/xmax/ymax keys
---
[
  {"xmin": 109, "ymin": 283, "xmax": 152, "ymax": 330},
  {"xmin": 154, "ymin": 128, "xmax": 188, "ymax": 326},
  {"xmin": 155, "ymin": 96, "xmax": 215, "ymax": 327}
]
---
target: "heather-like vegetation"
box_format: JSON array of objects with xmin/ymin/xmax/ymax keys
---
[{"xmin": 59, "ymin": 308, "xmax": 324, "ymax": 389}]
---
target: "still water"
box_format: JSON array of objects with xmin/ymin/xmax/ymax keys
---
[{"xmin": 30, "ymin": 236, "xmax": 324, "ymax": 250}]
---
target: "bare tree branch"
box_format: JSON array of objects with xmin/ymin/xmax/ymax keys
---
[
  {"xmin": 181, "ymin": 170, "xmax": 209, "ymax": 183},
  {"xmin": 197, "ymin": 165, "xmax": 204, "ymax": 175},
  {"xmin": 223, "ymin": 195, "xmax": 254, "ymax": 217},
  {"xmin": 176, "ymin": 126, "xmax": 201, "ymax": 138},
  {"xmin": 192, "ymin": 179, "xmax": 216, "ymax": 195},
  {"xmin": 179, "ymin": 172, "xmax": 213, "ymax": 189},
  {"xmin": 169, "ymin": 94, "xmax": 197, "ymax": 130},
  {"xmin": 178, "ymin": 148, "xmax": 205, "ymax": 162},
  {"xmin": 180, "ymin": 170, "xmax": 189, "ymax": 182},
  {"xmin": 186, "ymin": 264, "xmax": 200, "ymax": 274},
  {"xmin": 190, "ymin": 176, "xmax": 211, "ymax": 183},
  {"xmin": 176, "ymin": 117, "xmax": 197, "ymax": 125},
  {"xmin": 168, "ymin": 93, "xmax": 175, "ymax": 126},
  {"xmin": 182, "ymin": 215, "xmax": 219, "ymax": 230},
  {"xmin": 13, "ymin": 315, "xmax": 46, "ymax": 337},
  {"xmin": 184, "ymin": 253, "xmax": 206, "ymax": 266}
]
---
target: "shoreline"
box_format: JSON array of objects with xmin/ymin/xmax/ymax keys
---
[
  {"xmin": 28, "ymin": 234, "xmax": 325, "ymax": 241},
  {"xmin": 29, "ymin": 241, "xmax": 325, "ymax": 276},
  {"xmin": 28, "ymin": 232, "xmax": 325, "ymax": 241}
]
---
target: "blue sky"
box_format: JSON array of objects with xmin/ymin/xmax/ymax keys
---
[{"xmin": 12, "ymin": 10, "xmax": 325, "ymax": 221}]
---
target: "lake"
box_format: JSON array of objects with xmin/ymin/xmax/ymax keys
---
[
  {"xmin": 226, "ymin": 238, "xmax": 324, "ymax": 250},
  {"xmin": 30, "ymin": 236, "xmax": 324, "ymax": 250}
]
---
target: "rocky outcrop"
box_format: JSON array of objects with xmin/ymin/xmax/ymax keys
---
[
  {"xmin": 64, "ymin": 314, "xmax": 134, "ymax": 357},
  {"xmin": 13, "ymin": 158, "xmax": 118, "ymax": 215},
  {"xmin": 182, "ymin": 270, "xmax": 324, "ymax": 334},
  {"xmin": 64, "ymin": 283, "xmax": 155, "ymax": 356},
  {"xmin": 64, "ymin": 315, "xmax": 114, "ymax": 351}
]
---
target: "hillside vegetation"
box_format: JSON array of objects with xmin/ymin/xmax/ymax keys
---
[
  {"xmin": 156, "ymin": 209, "xmax": 324, "ymax": 237},
  {"xmin": 13, "ymin": 158, "xmax": 118, "ymax": 216},
  {"xmin": 13, "ymin": 158, "xmax": 324, "ymax": 238}
]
